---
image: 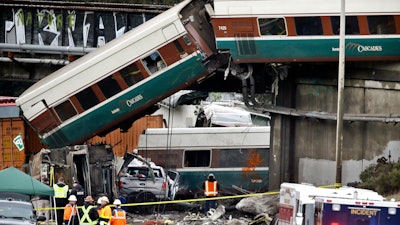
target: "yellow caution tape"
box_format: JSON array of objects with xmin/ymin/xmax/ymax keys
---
[
  {"xmin": 36, "ymin": 183, "xmax": 342, "ymax": 210},
  {"xmin": 36, "ymin": 191, "xmax": 279, "ymax": 210},
  {"xmin": 318, "ymin": 183, "xmax": 342, "ymax": 189},
  {"xmin": 123, "ymin": 191, "xmax": 280, "ymax": 207}
]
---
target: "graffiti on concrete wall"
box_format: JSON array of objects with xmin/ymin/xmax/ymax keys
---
[{"xmin": 0, "ymin": 7, "xmax": 157, "ymax": 48}]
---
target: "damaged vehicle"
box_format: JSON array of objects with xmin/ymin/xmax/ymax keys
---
[
  {"xmin": 0, "ymin": 193, "xmax": 45, "ymax": 225},
  {"xmin": 118, "ymin": 152, "xmax": 180, "ymax": 213}
]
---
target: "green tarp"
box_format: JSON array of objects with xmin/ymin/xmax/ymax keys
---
[{"xmin": 0, "ymin": 167, "xmax": 54, "ymax": 196}]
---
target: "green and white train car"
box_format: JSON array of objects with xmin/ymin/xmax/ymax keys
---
[
  {"xmin": 136, "ymin": 126, "xmax": 270, "ymax": 198},
  {"xmin": 16, "ymin": 0, "xmax": 218, "ymax": 148},
  {"xmin": 211, "ymin": 0, "xmax": 400, "ymax": 63}
]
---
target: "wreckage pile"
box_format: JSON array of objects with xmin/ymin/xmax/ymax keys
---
[{"xmin": 126, "ymin": 194, "xmax": 279, "ymax": 225}]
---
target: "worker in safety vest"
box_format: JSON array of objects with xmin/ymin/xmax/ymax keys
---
[
  {"xmin": 110, "ymin": 199, "xmax": 126, "ymax": 225},
  {"xmin": 63, "ymin": 195, "xmax": 80, "ymax": 225},
  {"xmin": 79, "ymin": 195, "xmax": 99, "ymax": 225},
  {"xmin": 54, "ymin": 177, "xmax": 69, "ymax": 225},
  {"xmin": 96, "ymin": 196, "xmax": 103, "ymax": 216},
  {"xmin": 202, "ymin": 173, "xmax": 220, "ymax": 214},
  {"xmin": 98, "ymin": 196, "xmax": 112, "ymax": 225}
]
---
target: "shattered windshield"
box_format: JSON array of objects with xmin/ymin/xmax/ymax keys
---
[
  {"xmin": 0, "ymin": 201, "xmax": 34, "ymax": 221},
  {"xmin": 127, "ymin": 167, "xmax": 163, "ymax": 178}
]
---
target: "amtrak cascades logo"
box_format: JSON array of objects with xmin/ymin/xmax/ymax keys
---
[
  {"xmin": 126, "ymin": 94, "xmax": 143, "ymax": 107},
  {"xmin": 332, "ymin": 42, "xmax": 383, "ymax": 53}
]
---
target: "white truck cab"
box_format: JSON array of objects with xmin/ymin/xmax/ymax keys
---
[{"xmin": 118, "ymin": 155, "xmax": 179, "ymax": 213}]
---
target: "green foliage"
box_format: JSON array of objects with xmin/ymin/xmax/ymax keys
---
[{"xmin": 358, "ymin": 161, "xmax": 400, "ymax": 195}]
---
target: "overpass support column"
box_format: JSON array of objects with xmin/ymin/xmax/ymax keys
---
[{"xmin": 268, "ymin": 76, "xmax": 295, "ymax": 190}]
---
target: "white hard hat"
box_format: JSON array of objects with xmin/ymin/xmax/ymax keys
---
[
  {"xmin": 97, "ymin": 197, "xmax": 102, "ymax": 204},
  {"xmin": 101, "ymin": 196, "xmax": 109, "ymax": 203},
  {"xmin": 113, "ymin": 199, "xmax": 122, "ymax": 205},
  {"xmin": 68, "ymin": 195, "xmax": 77, "ymax": 202}
]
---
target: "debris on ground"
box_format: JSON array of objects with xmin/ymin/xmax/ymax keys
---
[
  {"xmin": 127, "ymin": 195, "xmax": 278, "ymax": 225},
  {"xmin": 235, "ymin": 194, "xmax": 278, "ymax": 216}
]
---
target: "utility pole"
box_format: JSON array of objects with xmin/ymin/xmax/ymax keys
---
[{"xmin": 335, "ymin": 0, "xmax": 346, "ymax": 185}]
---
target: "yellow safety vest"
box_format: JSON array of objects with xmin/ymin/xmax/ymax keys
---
[
  {"xmin": 53, "ymin": 184, "xmax": 69, "ymax": 198},
  {"xmin": 80, "ymin": 205, "xmax": 98, "ymax": 225}
]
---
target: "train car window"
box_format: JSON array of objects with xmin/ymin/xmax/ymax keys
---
[
  {"xmin": 183, "ymin": 150, "xmax": 211, "ymax": 167},
  {"xmin": 367, "ymin": 16, "xmax": 396, "ymax": 34},
  {"xmin": 97, "ymin": 75, "xmax": 122, "ymax": 98},
  {"xmin": 75, "ymin": 87, "xmax": 99, "ymax": 110},
  {"xmin": 120, "ymin": 63, "xmax": 144, "ymax": 86},
  {"xmin": 182, "ymin": 35, "xmax": 192, "ymax": 46},
  {"xmin": 173, "ymin": 40, "xmax": 185, "ymax": 54},
  {"xmin": 141, "ymin": 51, "xmax": 166, "ymax": 74},
  {"xmin": 258, "ymin": 18, "xmax": 286, "ymax": 35},
  {"xmin": 295, "ymin": 17, "xmax": 323, "ymax": 35},
  {"xmin": 54, "ymin": 100, "xmax": 77, "ymax": 122},
  {"xmin": 331, "ymin": 16, "xmax": 360, "ymax": 35}
]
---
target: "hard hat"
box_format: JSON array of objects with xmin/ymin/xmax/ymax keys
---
[
  {"xmin": 208, "ymin": 173, "xmax": 215, "ymax": 179},
  {"xmin": 85, "ymin": 195, "xmax": 94, "ymax": 202},
  {"xmin": 68, "ymin": 195, "xmax": 77, "ymax": 202},
  {"xmin": 113, "ymin": 199, "xmax": 122, "ymax": 205},
  {"xmin": 97, "ymin": 197, "xmax": 103, "ymax": 204},
  {"xmin": 101, "ymin": 196, "xmax": 109, "ymax": 203}
]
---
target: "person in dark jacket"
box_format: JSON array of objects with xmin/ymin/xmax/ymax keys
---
[
  {"xmin": 70, "ymin": 180, "xmax": 85, "ymax": 206},
  {"xmin": 79, "ymin": 195, "xmax": 99, "ymax": 225}
]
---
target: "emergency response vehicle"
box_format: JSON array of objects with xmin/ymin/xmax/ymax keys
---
[{"xmin": 276, "ymin": 183, "xmax": 400, "ymax": 225}]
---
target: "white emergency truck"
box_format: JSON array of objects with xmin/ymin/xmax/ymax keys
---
[{"xmin": 275, "ymin": 183, "xmax": 400, "ymax": 225}]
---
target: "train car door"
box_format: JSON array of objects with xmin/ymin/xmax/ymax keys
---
[{"xmin": 347, "ymin": 207, "xmax": 380, "ymax": 225}]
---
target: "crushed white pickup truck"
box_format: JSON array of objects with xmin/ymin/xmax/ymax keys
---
[{"xmin": 117, "ymin": 152, "xmax": 180, "ymax": 213}]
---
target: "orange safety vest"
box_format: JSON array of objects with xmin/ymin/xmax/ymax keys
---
[
  {"xmin": 110, "ymin": 208, "xmax": 126, "ymax": 225},
  {"xmin": 99, "ymin": 205, "xmax": 112, "ymax": 224},
  {"xmin": 63, "ymin": 204, "xmax": 78, "ymax": 221},
  {"xmin": 204, "ymin": 181, "xmax": 218, "ymax": 197}
]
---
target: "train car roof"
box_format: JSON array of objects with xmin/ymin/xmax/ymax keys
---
[
  {"xmin": 213, "ymin": 0, "xmax": 400, "ymax": 16},
  {"xmin": 138, "ymin": 126, "xmax": 270, "ymax": 149},
  {"xmin": 16, "ymin": 0, "xmax": 192, "ymax": 107},
  {"xmin": 142, "ymin": 126, "xmax": 270, "ymax": 134}
]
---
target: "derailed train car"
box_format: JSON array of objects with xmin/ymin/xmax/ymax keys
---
[
  {"xmin": 16, "ymin": 0, "xmax": 221, "ymax": 148},
  {"xmin": 136, "ymin": 126, "xmax": 270, "ymax": 198}
]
